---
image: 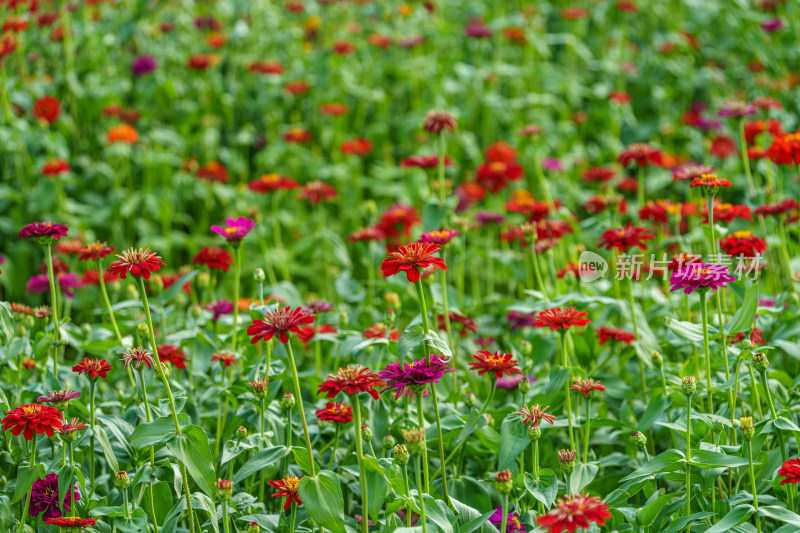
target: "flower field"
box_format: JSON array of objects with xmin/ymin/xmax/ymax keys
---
[{"xmin": 2, "ymin": 0, "xmax": 800, "ymax": 532}]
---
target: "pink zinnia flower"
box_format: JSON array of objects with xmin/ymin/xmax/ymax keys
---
[
  {"xmin": 379, "ymin": 355, "xmax": 455, "ymax": 400},
  {"xmin": 211, "ymin": 217, "xmax": 257, "ymax": 242},
  {"xmin": 669, "ymin": 263, "xmax": 736, "ymax": 294}
]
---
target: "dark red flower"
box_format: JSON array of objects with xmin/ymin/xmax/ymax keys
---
[
  {"xmin": 754, "ymin": 198, "xmax": 800, "ymax": 217},
  {"xmin": 381, "ymin": 242, "xmax": 447, "ymax": 283},
  {"xmin": 72, "ymin": 357, "xmax": 113, "ymax": 380},
  {"xmin": 400, "ymin": 154, "xmax": 454, "ymax": 168},
  {"xmin": 423, "ymin": 110, "xmax": 457, "ymax": 135},
  {"xmin": 476, "ymin": 160, "xmax": 525, "ymax": 193},
  {"xmin": 719, "ymin": 231, "xmax": 767, "ymax": 258},
  {"xmin": 248, "ymin": 307, "xmax": 315, "ymax": 344},
  {"xmin": 41, "ymin": 159, "xmax": 70, "ymax": 177},
  {"xmin": 78, "ymin": 242, "xmax": 115, "ymax": 261},
  {"xmin": 196, "ymin": 161, "xmax": 229, "ymax": 183},
  {"xmin": 537, "ymin": 494, "xmax": 612, "ymax": 533},
  {"xmin": 211, "ymin": 351, "xmax": 237, "ymax": 367},
  {"xmin": 703, "ymin": 203, "xmax": 752, "ymax": 223},
  {"xmin": 617, "ymin": 143, "xmax": 662, "ymax": 167},
  {"xmin": 596, "ymin": 327, "xmax": 635, "ymax": 345},
  {"xmin": 730, "ymin": 328, "xmax": 765, "ymax": 347},
  {"xmin": 581, "ymin": 166, "xmax": 616, "ymax": 183},
  {"xmin": 19, "ymin": 222, "xmax": 69, "ymax": 242},
  {"xmin": 598, "ymin": 224, "xmax": 654, "ymax": 253},
  {"xmin": 778, "ymin": 458, "xmax": 800, "ymax": 485},
  {"xmin": 284, "ymin": 127, "xmax": 312, "ymax": 143},
  {"xmin": 710, "ymin": 135, "xmax": 738, "ymax": 158},
  {"xmin": 108, "ymin": 247, "xmax": 165, "ymax": 279},
  {"xmin": 157, "ymin": 344, "xmax": 187, "ymax": 369},
  {"xmin": 672, "ymin": 162, "xmax": 716, "ymax": 182},
  {"xmin": 376, "ymin": 203, "xmax": 421, "ymax": 240},
  {"xmin": 570, "ymin": 378, "xmax": 606, "ymax": 396},
  {"xmin": 269, "ymin": 475, "xmax": 304, "ymax": 509},
  {"xmin": 517, "ymin": 404, "xmax": 556, "ymax": 425},
  {"xmin": 299, "ymin": 181, "xmax": 337, "ymax": 203},
  {"xmin": 341, "ymin": 138, "xmax": 372, "ymax": 156},
  {"xmin": 32, "ymin": 95, "xmax": 61, "ymax": 123},
  {"xmin": 363, "ymin": 323, "xmax": 401, "ymax": 341},
  {"xmin": 315, "ymin": 401, "xmax": 353, "ymax": 424},
  {"xmin": 469, "ymin": 350, "xmax": 522, "ymax": 378},
  {"xmin": 535, "ymin": 307, "xmax": 591, "ymax": 330},
  {"xmin": 318, "ymin": 365, "xmax": 385, "ymax": 400},
  {"xmin": 348, "ymin": 226, "xmax": 386, "ymax": 242},
  {"xmin": 193, "ymin": 246, "xmax": 234, "ymax": 272},
  {"xmin": 689, "ymin": 173, "xmax": 731, "ymax": 190},
  {"xmin": 2, "ymin": 403, "xmax": 63, "ymax": 439},
  {"xmin": 248, "ymin": 174, "xmax": 299, "ymax": 193},
  {"xmin": 45, "ymin": 517, "xmax": 97, "ymax": 529}
]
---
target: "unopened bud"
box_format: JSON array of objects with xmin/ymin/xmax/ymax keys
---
[
  {"xmin": 159, "ymin": 362, "xmax": 171, "ymax": 379},
  {"xmin": 383, "ymin": 434, "xmax": 395, "ymax": 450},
  {"xmin": 115, "ymin": 471, "xmax": 131, "ymax": 490},
  {"xmin": 215, "ymin": 479, "xmax": 233, "ymax": 501},
  {"xmin": 236, "ymin": 426, "xmax": 248, "ymax": 440},
  {"xmin": 361, "ymin": 425, "xmax": 373, "ymax": 442},
  {"xmin": 494, "ymin": 469, "xmax": 513, "ymax": 495},
  {"xmin": 682, "ymin": 376, "xmax": 696, "ymax": 397},
  {"xmin": 385, "ymin": 292, "xmax": 401, "ymax": 309},
  {"xmin": 253, "ymin": 268, "xmax": 265, "ymax": 282},
  {"xmin": 281, "ymin": 393, "xmax": 295, "ymax": 410},
  {"xmin": 246, "ymin": 522, "xmax": 260, "ymax": 533},
  {"xmin": 191, "ymin": 305, "xmax": 203, "ymax": 318},
  {"xmin": 338, "ymin": 310, "xmax": 349, "ymax": 328},
  {"xmin": 520, "ymin": 340, "xmax": 532, "ymax": 356},
  {"xmin": 137, "ymin": 322, "xmax": 149, "ymax": 337},
  {"xmin": 197, "ymin": 272, "xmax": 211, "ymax": 289},
  {"xmin": 518, "ymin": 377, "xmax": 530, "ymax": 394},
  {"xmin": 752, "ymin": 353, "xmax": 769, "ymax": 373},
  {"xmin": 393, "ymin": 444, "xmax": 410, "ymax": 465},
  {"xmin": 630, "ymin": 431, "xmax": 647, "ymax": 449},
  {"xmin": 464, "ymin": 392, "xmax": 476, "ymax": 408},
  {"xmin": 384, "ymin": 308, "xmax": 396, "ymax": 326},
  {"xmin": 527, "ymin": 424, "xmax": 541, "ymax": 442},
  {"xmin": 651, "ymin": 351, "xmax": 663, "ymax": 368},
  {"xmin": 150, "ymin": 275, "xmax": 164, "ymax": 293},
  {"xmin": 558, "ymin": 449, "xmax": 577, "ymax": 474},
  {"xmin": 739, "ymin": 416, "xmax": 755, "ymax": 441},
  {"xmin": 740, "ymin": 339, "xmax": 753, "ymax": 351},
  {"xmin": 15, "ymin": 325, "xmax": 27, "ymax": 336}
]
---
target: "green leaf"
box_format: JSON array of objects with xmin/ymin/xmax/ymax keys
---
[
  {"xmin": 12, "ymin": 464, "xmax": 45, "ymax": 504},
  {"xmin": 0, "ymin": 302, "xmax": 13, "ymax": 341},
  {"xmin": 367, "ymin": 467, "xmax": 388, "ymax": 523},
  {"xmin": 569, "ymin": 462, "xmax": 599, "ymax": 494},
  {"xmin": 291, "ymin": 447, "xmax": 321, "ymax": 476},
  {"xmin": 421, "ymin": 495, "xmax": 455, "ymax": 533},
  {"xmin": 725, "ymin": 284, "xmax": 759, "ymax": 335},
  {"xmin": 639, "ymin": 395, "xmax": 671, "ymax": 431},
  {"xmin": 637, "ymin": 492, "xmax": 680, "ymax": 527},
  {"xmin": 95, "ymin": 426, "xmax": 120, "ymax": 473},
  {"xmin": 130, "ymin": 416, "xmax": 186, "ymax": 449},
  {"xmin": 688, "ymin": 450, "xmax": 749, "ymax": 469},
  {"xmin": 297, "ymin": 470, "xmax": 345, "ymax": 533},
  {"xmin": 398, "ymin": 324, "xmax": 426, "ymax": 362},
  {"xmin": 621, "ymin": 449, "xmax": 685, "ymax": 482},
  {"xmin": 524, "ymin": 469, "xmax": 558, "ymax": 509},
  {"xmin": 0, "ymin": 495, "xmax": 12, "ymax": 531},
  {"xmin": 661, "ymin": 512, "xmax": 717, "ymax": 533},
  {"xmin": 774, "ymin": 416, "xmax": 800, "ymax": 433},
  {"xmin": 544, "ymin": 366, "xmax": 570, "ymax": 399},
  {"xmin": 157, "ymin": 270, "xmax": 199, "ymax": 305},
  {"xmin": 497, "ymin": 413, "xmax": 530, "ymax": 472},
  {"xmin": 459, "ymin": 509, "xmax": 496, "ymax": 533},
  {"xmin": 191, "ymin": 493, "xmax": 220, "ymax": 533},
  {"xmin": 166, "ymin": 425, "xmax": 216, "ymax": 497},
  {"xmin": 113, "ymin": 508, "xmax": 149, "ymax": 533},
  {"xmin": 758, "ymin": 505, "xmax": 800, "ymax": 527},
  {"xmin": 705, "ymin": 504, "xmax": 754, "ymax": 533},
  {"xmin": 234, "ymin": 446, "xmax": 289, "ymax": 483}
]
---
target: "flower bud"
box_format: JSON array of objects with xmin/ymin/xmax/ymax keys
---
[
  {"xmin": 651, "ymin": 351, "xmax": 663, "ymax": 368},
  {"xmin": 393, "ymin": 444, "xmax": 410, "ymax": 465},
  {"xmin": 0, "ymin": 475, "xmax": 6, "ymax": 489},
  {"xmin": 630, "ymin": 431, "xmax": 647, "ymax": 449},
  {"xmin": 197, "ymin": 272, "xmax": 211, "ymax": 289},
  {"xmin": 126, "ymin": 283, "xmax": 139, "ymax": 299},
  {"xmin": 115, "ymin": 471, "xmax": 131, "ymax": 490},
  {"xmin": 558, "ymin": 449, "xmax": 576, "ymax": 474},
  {"xmin": 740, "ymin": 339, "xmax": 753, "ymax": 351},
  {"xmin": 518, "ymin": 377, "xmax": 530, "ymax": 394},
  {"xmin": 383, "ymin": 434, "xmax": 395, "ymax": 450},
  {"xmin": 253, "ymin": 268, "xmax": 266, "ymax": 282},
  {"xmin": 361, "ymin": 425, "xmax": 373, "ymax": 442},
  {"xmin": 384, "ymin": 308, "xmax": 396, "ymax": 326},
  {"xmin": 15, "ymin": 325, "xmax": 27, "ymax": 336},
  {"xmin": 215, "ymin": 479, "xmax": 233, "ymax": 501},
  {"xmin": 150, "ymin": 275, "xmax": 164, "ymax": 293},
  {"xmin": 752, "ymin": 353, "xmax": 769, "ymax": 373},
  {"xmin": 681, "ymin": 376, "xmax": 696, "ymax": 397},
  {"xmin": 401, "ymin": 427, "xmax": 426, "ymax": 456},
  {"xmin": 23, "ymin": 315, "xmax": 35, "ymax": 329},
  {"xmin": 22, "ymin": 357, "xmax": 36, "ymax": 370},
  {"xmin": 385, "ymin": 292, "xmax": 401, "ymax": 309},
  {"xmin": 191, "ymin": 305, "xmax": 203, "ymax": 318},
  {"xmin": 159, "ymin": 362, "xmax": 171, "ymax": 379},
  {"xmin": 338, "ymin": 310, "xmax": 349, "ymax": 328},
  {"xmin": 464, "ymin": 392, "xmax": 476, "ymax": 408},
  {"xmin": 739, "ymin": 416, "xmax": 755, "ymax": 441},
  {"xmin": 236, "ymin": 426, "xmax": 248, "ymax": 440},
  {"xmin": 137, "ymin": 322, "xmax": 150, "ymax": 337},
  {"xmin": 281, "ymin": 393, "xmax": 295, "ymax": 410},
  {"xmin": 520, "ymin": 340, "xmax": 532, "ymax": 356},
  {"xmin": 494, "ymin": 470, "xmax": 513, "ymax": 495},
  {"xmin": 246, "ymin": 522, "xmax": 260, "ymax": 533},
  {"xmin": 527, "ymin": 424, "xmax": 541, "ymax": 442}
]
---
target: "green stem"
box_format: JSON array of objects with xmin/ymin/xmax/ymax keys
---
[
  {"xmin": 402, "ymin": 464, "xmax": 412, "ymax": 527},
  {"xmin": 747, "ymin": 440, "xmax": 761, "ymax": 533},
  {"xmin": 499, "ymin": 494, "xmax": 509, "ymax": 533},
  {"xmin": 45, "ymin": 244, "xmax": 60, "ymax": 376},
  {"xmin": 416, "ymin": 394, "xmax": 431, "ymax": 495},
  {"xmin": 700, "ymin": 292, "xmax": 713, "ymax": 415},
  {"xmin": 531, "ymin": 236, "xmax": 549, "ymax": 301},
  {"xmin": 289, "ymin": 500, "xmax": 297, "ymax": 533},
  {"xmin": 760, "ymin": 369, "xmax": 788, "ymax": 463},
  {"xmin": 685, "ymin": 399, "xmax": 692, "ymax": 520},
  {"xmin": 328, "ymin": 424, "xmax": 341, "ymax": 469},
  {"xmin": 97, "ymin": 261, "xmax": 138, "ymax": 390},
  {"xmin": 232, "ymin": 245, "xmax": 241, "ymax": 354},
  {"xmin": 222, "ymin": 501, "xmax": 231, "ymax": 533},
  {"xmin": 583, "ymin": 398, "xmax": 591, "ymax": 464},
  {"xmin": 628, "ymin": 277, "xmax": 647, "ymax": 399},
  {"xmin": 747, "ymin": 365, "xmax": 764, "ymax": 419},
  {"xmin": 738, "ymin": 118, "xmax": 756, "ymax": 195},
  {"xmin": 20, "ymin": 437, "xmax": 37, "ymax": 530},
  {"xmin": 353, "ymin": 398, "xmax": 369, "ymax": 532},
  {"xmin": 560, "ymin": 332, "xmax": 575, "ymax": 449},
  {"xmin": 285, "ymin": 341, "xmax": 316, "ymax": 476},
  {"xmin": 90, "ymin": 380, "xmax": 96, "ymax": 486},
  {"xmin": 260, "ymin": 397, "xmax": 266, "ymax": 443},
  {"xmin": 415, "ymin": 456, "xmax": 427, "ymax": 533},
  {"xmin": 437, "ymin": 133, "xmax": 447, "ymax": 209}
]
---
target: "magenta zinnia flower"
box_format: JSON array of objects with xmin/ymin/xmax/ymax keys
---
[
  {"xmin": 30, "ymin": 473, "xmax": 80, "ymax": 520},
  {"xmin": 132, "ymin": 54, "xmax": 158, "ymax": 76},
  {"xmin": 205, "ymin": 299, "xmax": 235, "ymax": 321},
  {"xmin": 19, "ymin": 222, "xmax": 69, "ymax": 243},
  {"xmin": 247, "ymin": 306, "xmax": 315, "ymax": 344},
  {"xmin": 379, "ymin": 355, "xmax": 455, "ymax": 400},
  {"xmin": 669, "ymin": 263, "xmax": 736, "ymax": 294},
  {"xmin": 211, "ymin": 217, "xmax": 257, "ymax": 242}
]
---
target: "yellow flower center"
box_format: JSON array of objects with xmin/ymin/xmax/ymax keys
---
[{"xmin": 733, "ymin": 230, "xmax": 752, "ymax": 239}]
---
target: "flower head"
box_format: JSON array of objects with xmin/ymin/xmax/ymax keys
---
[
  {"xmin": 2, "ymin": 403, "xmax": 63, "ymax": 440},
  {"xmin": 33, "ymin": 96, "xmax": 61, "ymax": 123},
  {"xmin": 379, "ymin": 355, "xmax": 454, "ymax": 400},
  {"xmin": 41, "ymin": 159, "xmax": 70, "ymax": 177},
  {"xmin": 689, "ymin": 173, "xmax": 731, "ymax": 193},
  {"xmin": 206, "ymin": 299, "xmax": 235, "ymax": 321},
  {"xmin": 37, "ymin": 389, "xmax": 81, "ymax": 408},
  {"xmin": 363, "ymin": 323, "xmax": 401, "ymax": 340},
  {"xmin": 318, "ymin": 365, "xmax": 386, "ymax": 400},
  {"xmin": 570, "ymin": 378, "xmax": 606, "ymax": 396},
  {"xmin": 248, "ymin": 174, "xmax": 299, "ymax": 193},
  {"xmin": 423, "ymin": 110, "xmax": 457, "ymax": 135},
  {"xmin": 132, "ymin": 54, "xmax": 157, "ymax": 76},
  {"xmin": 107, "ymin": 247, "xmax": 165, "ymax": 279},
  {"xmin": 72, "ymin": 357, "xmax": 113, "ymax": 380},
  {"xmin": 419, "ymin": 229, "xmax": 461, "ymax": 245},
  {"xmin": 469, "ymin": 350, "xmax": 522, "ymax": 379},
  {"xmin": 617, "ymin": 143, "xmax": 662, "ymax": 167},
  {"xmin": 381, "ymin": 242, "xmax": 447, "ymax": 283},
  {"xmin": 121, "ymin": 347, "xmax": 156, "ymax": 371},
  {"xmin": 212, "ymin": 351, "xmax": 237, "ymax": 367},
  {"xmin": 596, "ymin": 327, "xmax": 635, "ymax": 345},
  {"xmin": 30, "ymin": 473, "xmax": 79, "ymax": 520},
  {"xmin": 672, "ymin": 162, "xmax": 716, "ymax": 182},
  {"xmin": 490, "ymin": 505, "xmax": 527, "ymax": 532},
  {"xmin": 107, "ymin": 123, "xmax": 139, "ymax": 144},
  {"xmin": 248, "ymin": 377, "xmax": 270, "ymax": 397},
  {"xmin": 535, "ymin": 307, "xmax": 591, "ymax": 330},
  {"xmin": 315, "ymin": 401, "xmax": 353, "ymax": 424},
  {"xmin": 19, "ymin": 222, "xmax": 69, "ymax": 244},
  {"xmin": 537, "ymin": 493, "xmax": 612, "ymax": 533},
  {"xmin": 669, "ymin": 262, "xmax": 736, "ymax": 294},
  {"xmin": 719, "ymin": 231, "xmax": 767, "ymax": 258},
  {"xmin": 78, "ymin": 242, "xmax": 115, "ymax": 261},
  {"xmin": 157, "ymin": 344, "xmax": 187, "ymax": 369},
  {"xmin": 517, "ymin": 404, "xmax": 556, "ymax": 425},
  {"xmin": 598, "ymin": 224, "xmax": 654, "ymax": 253},
  {"xmin": 211, "ymin": 217, "xmax": 257, "ymax": 243},
  {"xmin": 54, "ymin": 418, "xmax": 87, "ymax": 441},
  {"xmin": 194, "ymin": 246, "xmax": 234, "ymax": 271},
  {"xmin": 248, "ymin": 306, "xmax": 315, "ymax": 344},
  {"xmin": 45, "ymin": 517, "xmax": 97, "ymax": 529},
  {"xmin": 269, "ymin": 475, "xmax": 304, "ymax": 510},
  {"xmin": 778, "ymin": 458, "xmax": 800, "ymax": 485},
  {"xmin": 718, "ymin": 100, "xmax": 757, "ymax": 118}
]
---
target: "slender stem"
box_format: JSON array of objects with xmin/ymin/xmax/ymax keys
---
[
  {"xmin": 45, "ymin": 244, "xmax": 60, "ymax": 376},
  {"xmin": 747, "ymin": 365, "xmax": 764, "ymax": 418},
  {"xmin": 285, "ymin": 341, "xmax": 316, "ymax": 476},
  {"xmin": 747, "ymin": 440, "xmax": 761, "ymax": 533},
  {"xmin": 123, "ymin": 486, "xmax": 130, "ymax": 519},
  {"xmin": 760, "ymin": 369, "xmax": 788, "ymax": 463},
  {"xmin": 533, "ymin": 440, "xmax": 539, "ymax": 480},
  {"xmin": 260, "ymin": 397, "xmax": 266, "ymax": 443},
  {"xmin": 560, "ymin": 332, "xmax": 575, "ymax": 449},
  {"xmin": 738, "ymin": 119, "xmax": 756, "ymax": 195},
  {"xmin": 583, "ymin": 398, "xmax": 591, "ymax": 464},
  {"xmin": 416, "ymin": 394, "xmax": 431, "ymax": 495},
  {"xmin": 329, "ymin": 424, "xmax": 341, "ymax": 469},
  {"xmin": 437, "ymin": 133, "xmax": 447, "ymax": 209},
  {"xmin": 531, "ymin": 235, "xmax": 549, "ymax": 301},
  {"xmin": 414, "ymin": 279, "xmax": 451, "ymax": 506},
  {"xmin": 353, "ymin": 398, "xmax": 369, "ymax": 532},
  {"xmin": 415, "ymin": 456, "xmax": 427, "ymax": 533},
  {"xmin": 90, "ymin": 380, "xmax": 97, "ymax": 486},
  {"xmin": 402, "ymin": 464, "xmax": 412, "ymax": 527},
  {"xmin": 685, "ymin": 399, "xmax": 692, "ymax": 520},
  {"xmin": 20, "ymin": 437, "xmax": 37, "ymax": 530},
  {"xmin": 67, "ymin": 442, "xmax": 75, "ymax": 509},
  {"xmin": 628, "ymin": 277, "xmax": 647, "ymax": 399},
  {"xmin": 289, "ymin": 500, "xmax": 297, "ymax": 533},
  {"xmin": 97, "ymin": 261, "xmax": 138, "ymax": 390},
  {"xmin": 232, "ymin": 245, "xmax": 241, "ymax": 354},
  {"xmin": 700, "ymin": 292, "xmax": 714, "ymax": 415},
  {"xmin": 499, "ymin": 494, "xmax": 509, "ymax": 533}
]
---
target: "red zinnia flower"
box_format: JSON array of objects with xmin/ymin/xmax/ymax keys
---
[
  {"xmin": 517, "ymin": 404, "xmax": 556, "ymax": 425},
  {"xmin": 423, "ymin": 110, "xmax": 457, "ymax": 135},
  {"xmin": 376, "ymin": 203, "xmax": 421, "ymax": 240},
  {"xmin": 211, "ymin": 351, "xmax": 237, "ymax": 367},
  {"xmin": 719, "ymin": 231, "xmax": 767, "ymax": 258},
  {"xmin": 332, "ymin": 40, "xmax": 355, "ymax": 55},
  {"xmin": 269, "ymin": 475, "xmax": 304, "ymax": 510},
  {"xmin": 596, "ymin": 327, "xmax": 635, "ymax": 345},
  {"xmin": 33, "ymin": 95, "xmax": 61, "ymax": 123},
  {"xmin": 703, "ymin": 203, "xmax": 752, "ymax": 223},
  {"xmin": 341, "ymin": 138, "xmax": 372, "ymax": 156},
  {"xmin": 78, "ymin": 242, "xmax": 115, "ymax": 261},
  {"xmin": 437, "ymin": 312, "xmax": 477, "ymax": 337},
  {"xmin": 710, "ymin": 135, "xmax": 737, "ymax": 158},
  {"xmin": 581, "ymin": 166, "xmax": 616, "ymax": 183},
  {"xmin": 106, "ymin": 124, "xmax": 139, "ymax": 144},
  {"xmin": 121, "ymin": 347, "xmax": 157, "ymax": 370},
  {"xmin": 469, "ymin": 350, "xmax": 522, "ymax": 378},
  {"xmin": 299, "ymin": 181, "xmax": 337, "ymax": 203},
  {"xmin": 45, "ymin": 517, "xmax": 97, "ymax": 529},
  {"xmin": 188, "ymin": 53, "xmax": 218, "ymax": 70},
  {"xmin": 476, "ymin": 160, "xmax": 525, "ymax": 193},
  {"xmin": 157, "ymin": 344, "xmax": 187, "ymax": 369},
  {"xmin": 537, "ymin": 493, "xmax": 612, "ymax": 533},
  {"xmin": 284, "ymin": 127, "xmax": 312, "ymax": 143},
  {"xmin": 363, "ymin": 323, "xmax": 401, "ymax": 341},
  {"xmin": 778, "ymin": 458, "xmax": 800, "ymax": 485},
  {"xmin": 108, "ymin": 247, "xmax": 165, "ymax": 279},
  {"xmin": 72, "ymin": 357, "xmax": 113, "ymax": 380},
  {"xmin": 19, "ymin": 222, "xmax": 69, "ymax": 242},
  {"xmin": 754, "ymin": 198, "xmax": 800, "ymax": 217},
  {"xmin": 570, "ymin": 378, "xmax": 606, "ymax": 396},
  {"xmin": 249, "ymin": 60, "xmax": 284, "ymax": 74},
  {"xmin": 285, "ymin": 81, "xmax": 310, "ymax": 95},
  {"xmin": 320, "ymin": 102, "xmax": 348, "ymax": 116},
  {"xmin": 196, "ymin": 161, "xmax": 229, "ymax": 183},
  {"xmin": 689, "ymin": 173, "xmax": 731, "ymax": 190},
  {"xmin": 598, "ymin": 224, "xmax": 654, "ymax": 253},
  {"xmin": 2, "ymin": 403, "xmax": 63, "ymax": 440},
  {"xmin": 672, "ymin": 162, "xmax": 715, "ymax": 182},
  {"xmin": 381, "ymin": 242, "xmax": 447, "ymax": 283},
  {"xmin": 617, "ymin": 143, "xmax": 662, "ymax": 167},
  {"xmin": 535, "ymin": 307, "xmax": 591, "ymax": 330},
  {"xmin": 193, "ymin": 246, "xmax": 234, "ymax": 272},
  {"xmin": 348, "ymin": 227, "xmax": 386, "ymax": 242},
  {"xmin": 318, "ymin": 365, "xmax": 385, "ymax": 400},
  {"xmin": 248, "ymin": 174, "xmax": 299, "ymax": 193},
  {"xmin": 248, "ymin": 306, "xmax": 315, "ymax": 344},
  {"xmin": 315, "ymin": 401, "xmax": 353, "ymax": 424},
  {"xmin": 41, "ymin": 159, "xmax": 70, "ymax": 177}
]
